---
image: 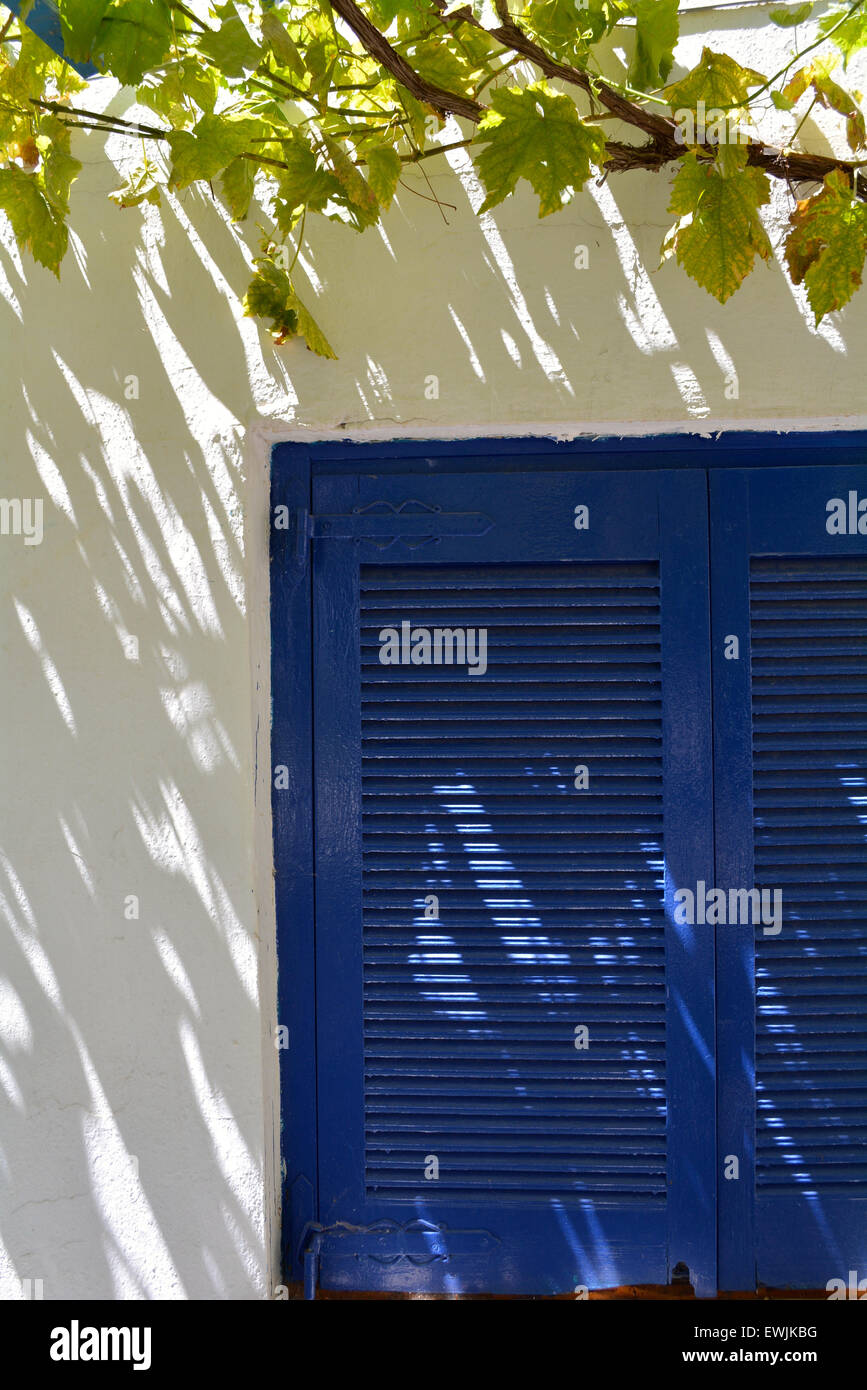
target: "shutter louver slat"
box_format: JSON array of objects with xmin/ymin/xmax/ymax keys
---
[{"xmin": 359, "ymin": 561, "xmax": 667, "ymax": 1202}]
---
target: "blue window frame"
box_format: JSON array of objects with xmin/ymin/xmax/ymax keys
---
[{"xmin": 271, "ymin": 433, "xmax": 867, "ymax": 1299}]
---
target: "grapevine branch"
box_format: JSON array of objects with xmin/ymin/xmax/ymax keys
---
[
  {"xmin": 329, "ymin": 0, "xmax": 865, "ymax": 194},
  {"xmin": 23, "ymin": 3, "xmax": 867, "ymax": 199}
]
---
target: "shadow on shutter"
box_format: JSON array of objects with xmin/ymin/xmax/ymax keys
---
[
  {"xmin": 751, "ymin": 556, "xmax": 867, "ymax": 1198},
  {"xmin": 360, "ymin": 562, "xmax": 668, "ymax": 1201}
]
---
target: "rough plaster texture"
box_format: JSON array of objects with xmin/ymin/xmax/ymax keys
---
[{"xmin": 0, "ymin": 9, "xmax": 865, "ymax": 1300}]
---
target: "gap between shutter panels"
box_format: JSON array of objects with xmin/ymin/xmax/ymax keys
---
[
  {"xmin": 359, "ymin": 562, "xmax": 668, "ymax": 1201},
  {"xmin": 751, "ymin": 556, "xmax": 867, "ymax": 1195}
]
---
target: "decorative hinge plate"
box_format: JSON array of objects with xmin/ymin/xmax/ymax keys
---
[
  {"xmin": 297, "ymin": 1218, "xmax": 500, "ymax": 1298},
  {"xmin": 293, "ymin": 499, "xmax": 493, "ymax": 565}
]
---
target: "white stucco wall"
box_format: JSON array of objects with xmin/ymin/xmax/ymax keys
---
[{"xmin": 1, "ymin": 8, "xmax": 865, "ymax": 1300}]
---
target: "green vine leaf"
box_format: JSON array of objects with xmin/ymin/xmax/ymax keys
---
[
  {"xmin": 90, "ymin": 0, "xmax": 174, "ymax": 87},
  {"xmin": 168, "ymin": 114, "xmax": 262, "ymax": 190},
  {"xmin": 324, "ymin": 135, "xmax": 380, "ymax": 227},
  {"xmin": 274, "ymin": 138, "xmax": 341, "ymax": 232},
  {"xmin": 770, "ymin": 3, "xmax": 813, "ymax": 26},
  {"xmin": 664, "ymin": 47, "xmax": 766, "ymax": 112},
  {"xmin": 196, "ymin": 4, "xmax": 261, "ymax": 77},
  {"xmin": 819, "ymin": 5, "xmax": 867, "ymax": 66},
  {"xmin": 244, "ymin": 258, "xmax": 298, "ymax": 341},
  {"xmin": 364, "ymin": 141, "xmax": 402, "ymax": 208},
  {"xmin": 663, "ymin": 146, "xmax": 772, "ymax": 303},
  {"xmin": 57, "ymin": 0, "xmax": 111, "ymax": 67},
  {"xmin": 628, "ymin": 0, "xmax": 679, "ymax": 91},
  {"xmin": 476, "ymin": 83, "xmax": 605, "ymax": 217},
  {"xmin": 221, "ymin": 155, "xmax": 255, "ymax": 220},
  {"xmin": 1, "ymin": 0, "xmax": 866, "ymax": 359},
  {"xmin": 243, "ymin": 257, "xmax": 336, "ymax": 356},
  {"xmin": 401, "ymin": 37, "xmax": 474, "ymax": 96}
]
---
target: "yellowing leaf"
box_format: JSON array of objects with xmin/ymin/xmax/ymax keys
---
[
  {"xmin": 291, "ymin": 290, "xmax": 337, "ymax": 359},
  {"xmin": 243, "ymin": 258, "xmax": 337, "ymax": 357},
  {"xmin": 109, "ymin": 163, "xmax": 162, "ymax": 207},
  {"xmin": 784, "ymin": 168, "xmax": 867, "ymax": 322},
  {"xmin": 0, "ymin": 164, "xmax": 67, "ymax": 274},
  {"xmin": 667, "ymin": 149, "xmax": 713, "ymax": 215},
  {"xmin": 324, "ymin": 136, "xmax": 380, "ymax": 228},
  {"xmin": 665, "ymin": 47, "xmax": 766, "ymax": 112},
  {"xmin": 261, "ymin": 11, "xmax": 306, "ymax": 79},
  {"xmin": 783, "ymin": 61, "xmax": 865, "ymax": 151},
  {"xmin": 243, "ymin": 259, "xmax": 298, "ymax": 342},
  {"xmin": 476, "ymin": 83, "xmax": 605, "ymax": 218},
  {"xmin": 274, "ymin": 140, "xmax": 340, "ymax": 231},
  {"xmin": 39, "ymin": 115, "xmax": 81, "ymax": 214},
  {"xmin": 1, "ymin": 25, "xmax": 57, "ymax": 106},
  {"xmin": 197, "ymin": 6, "xmax": 261, "ymax": 77},
  {"xmin": 221, "ymin": 156, "xmax": 255, "ymax": 220},
  {"xmin": 365, "ymin": 142, "xmax": 401, "ymax": 208},
  {"xmin": 819, "ymin": 6, "xmax": 867, "ymax": 66},
  {"xmin": 664, "ymin": 147, "xmax": 771, "ymax": 303},
  {"xmin": 168, "ymin": 115, "xmax": 261, "ymax": 189}
]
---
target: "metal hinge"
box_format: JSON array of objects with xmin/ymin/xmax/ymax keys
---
[{"xmin": 291, "ymin": 499, "xmax": 493, "ymax": 566}]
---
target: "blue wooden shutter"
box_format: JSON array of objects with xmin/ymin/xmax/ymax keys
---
[
  {"xmin": 310, "ymin": 467, "xmax": 715, "ymax": 1295},
  {"xmin": 713, "ymin": 465, "xmax": 867, "ymax": 1291}
]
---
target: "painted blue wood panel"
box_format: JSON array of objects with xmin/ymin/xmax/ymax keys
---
[
  {"xmin": 309, "ymin": 468, "xmax": 716, "ymax": 1295},
  {"xmin": 269, "ymin": 450, "xmax": 318, "ymax": 1281},
  {"xmin": 713, "ymin": 465, "xmax": 867, "ymax": 1291},
  {"xmin": 272, "ymin": 435, "xmax": 867, "ymax": 1297}
]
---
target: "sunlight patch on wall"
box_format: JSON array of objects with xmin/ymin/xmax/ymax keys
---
[
  {"xmin": 14, "ymin": 600, "xmax": 77, "ymax": 735},
  {"xmin": 0, "ymin": 978, "xmax": 32, "ymax": 1052},
  {"xmin": 178, "ymin": 1019, "xmax": 261, "ymax": 1235},
  {"xmin": 448, "ymin": 306, "xmax": 485, "ymax": 381},
  {"xmin": 444, "ymin": 125, "xmax": 575, "ymax": 396},
  {"xmin": 150, "ymin": 929, "xmax": 201, "ymax": 1019},
  {"xmin": 589, "ymin": 180, "xmax": 710, "ymax": 419}
]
